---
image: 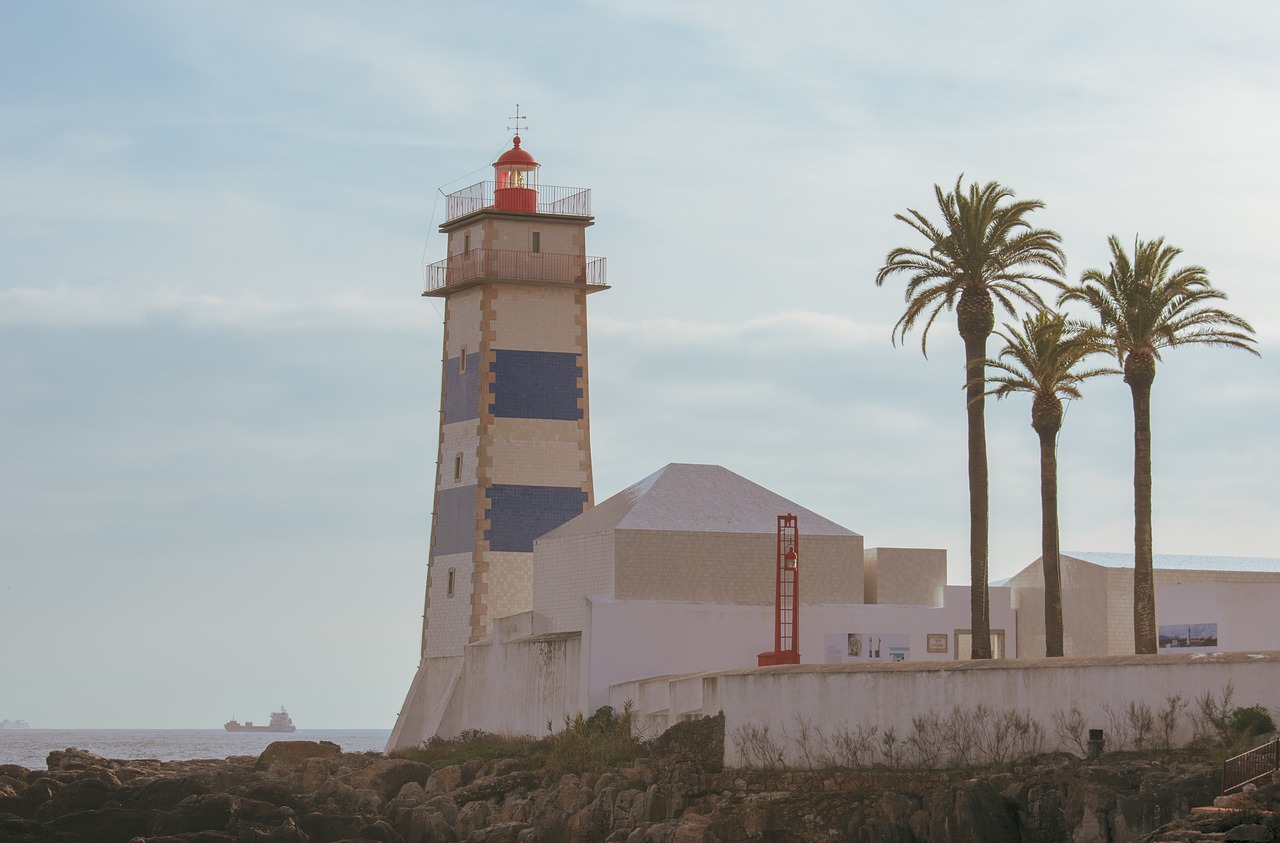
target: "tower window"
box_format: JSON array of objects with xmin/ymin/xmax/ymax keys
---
[
  {"xmin": 531, "ymin": 231, "xmax": 541, "ymax": 253},
  {"xmin": 459, "ymin": 347, "xmax": 467, "ymax": 373},
  {"xmin": 446, "ymin": 568, "xmax": 456, "ymax": 598},
  {"xmin": 453, "ymin": 453, "xmax": 463, "ymax": 482},
  {"xmin": 463, "ymin": 232, "xmax": 471, "ymax": 253}
]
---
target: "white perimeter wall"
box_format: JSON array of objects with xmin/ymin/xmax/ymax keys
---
[
  {"xmin": 609, "ymin": 652, "xmax": 1280, "ymax": 767},
  {"xmin": 581, "ymin": 586, "xmax": 1014, "ymax": 713}
]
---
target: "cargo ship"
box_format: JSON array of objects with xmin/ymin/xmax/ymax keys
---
[
  {"xmin": 224, "ymin": 708, "xmax": 296, "ymax": 732},
  {"xmin": 0, "ymin": 719, "xmax": 30, "ymax": 730}
]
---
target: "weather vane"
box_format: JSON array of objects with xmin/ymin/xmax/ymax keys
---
[{"xmin": 508, "ymin": 104, "xmax": 529, "ymax": 136}]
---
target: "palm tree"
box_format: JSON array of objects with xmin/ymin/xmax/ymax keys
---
[
  {"xmin": 1061, "ymin": 236, "xmax": 1258, "ymax": 654},
  {"xmin": 876, "ymin": 177, "xmax": 1065, "ymax": 658},
  {"xmin": 982, "ymin": 311, "xmax": 1116, "ymax": 657}
]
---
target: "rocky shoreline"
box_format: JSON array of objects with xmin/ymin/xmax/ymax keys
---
[{"xmin": 0, "ymin": 717, "xmax": 1272, "ymax": 843}]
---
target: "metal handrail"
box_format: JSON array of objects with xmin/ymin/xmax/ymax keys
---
[
  {"xmin": 444, "ymin": 182, "xmax": 592, "ymax": 222},
  {"xmin": 424, "ymin": 249, "xmax": 607, "ymax": 293},
  {"xmin": 1223, "ymin": 738, "xmax": 1280, "ymax": 792}
]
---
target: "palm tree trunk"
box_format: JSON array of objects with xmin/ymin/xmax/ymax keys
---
[
  {"xmin": 1038, "ymin": 425, "xmax": 1064, "ymax": 657},
  {"xmin": 1130, "ymin": 377, "xmax": 1156, "ymax": 654},
  {"xmin": 963, "ymin": 331, "xmax": 992, "ymax": 659}
]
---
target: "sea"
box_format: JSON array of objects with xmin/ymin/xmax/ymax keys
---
[{"xmin": 0, "ymin": 729, "xmax": 393, "ymax": 771}]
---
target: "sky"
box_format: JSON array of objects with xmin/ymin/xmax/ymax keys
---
[{"xmin": 2, "ymin": 1, "xmax": 1278, "ymax": 729}]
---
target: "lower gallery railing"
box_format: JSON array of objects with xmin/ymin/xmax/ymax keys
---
[{"xmin": 425, "ymin": 250, "xmax": 607, "ymax": 293}]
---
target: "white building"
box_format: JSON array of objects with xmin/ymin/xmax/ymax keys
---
[
  {"xmin": 1005, "ymin": 551, "xmax": 1280, "ymax": 658},
  {"xmin": 390, "ymin": 462, "xmax": 1012, "ymax": 748}
]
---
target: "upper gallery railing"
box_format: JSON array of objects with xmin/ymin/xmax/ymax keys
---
[
  {"xmin": 424, "ymin": 249, "xmax": 608, "ymax": 293},
  {"xmin": 444, "ymin": 182, "xmax": 592, "ymax": 221}
]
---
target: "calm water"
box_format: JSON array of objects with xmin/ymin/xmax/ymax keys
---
[{"xmin": 0, "ymin": 729, "xmax": 392, "ymax": 770}]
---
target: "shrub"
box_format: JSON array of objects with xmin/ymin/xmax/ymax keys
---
[
  {"xmin": 827, "ymin": 723, "xmax": 878, "ymax": 769},
  {"xmin": 1192, "ymin": 682, "xmax": 1235, "ymax": 746},
  {"xmin": 907, "ymin": 711, "xmax": 946, "ymax": 769},
  {"xmin": 1228, "ymin": 706, "xmax": 1276, "ymax": 741},
  {"xmin": 1125, "ymin": 701, "xmax": 1155, "ymax": 751},
  {"xmin": 1158, "ymin": 695, "xmax": 1186, "ymax": 751},
  {"xmin": 1052, "ymin": 706, "xmax": 1089, "ymax": 757},
  {"xmin": 879, "ymin": 726, "xmax": 904, "ymax": 768},
  {"xmin": 1190, "ymin": 682, "xmax": 1276, "ymax": 751},
  {"xmin": 546, "ymin": 703, "xmax": 648, "ymax": 776},
  {"xmin": 730, "ymin": 723, "xmax": 787, "ymax": 769}
]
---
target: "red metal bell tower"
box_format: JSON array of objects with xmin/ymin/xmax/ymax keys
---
[{"xmin": 758, "ymin": 514, "xmax": 800, "ymax": 666}]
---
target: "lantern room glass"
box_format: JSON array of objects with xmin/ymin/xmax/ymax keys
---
[{"xmin": 496, "ymin": 165, "xmax": 538, "ymax": 192}]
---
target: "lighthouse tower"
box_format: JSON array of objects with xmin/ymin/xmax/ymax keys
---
[{"xmin": 389, "ymin": 135, "xmax": 607, "ymax": 748}]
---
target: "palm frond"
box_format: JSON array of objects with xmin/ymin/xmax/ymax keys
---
[
  {"xmin": 974, "ymin": 310, "xmax": 1118, "ymax": 406},
  {"xmin": 876, "ymin": 176, "xmax": 1065, "ymax": 353},
  {"xmin": 1061, "ymin": 234, "xmax": 1259, "ymax": 364}
]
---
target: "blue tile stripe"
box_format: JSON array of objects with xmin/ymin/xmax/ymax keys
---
[
  {"xmin": 442, "ymin": 352, "xmax": 481, "ymax": 423},
  {"xmin": 490, "ymin": 349, "xmax": 583, "ymax": 421},
  {"xmin": 485, "ymin": 484, "xmax": 588, "ymax": 553}
]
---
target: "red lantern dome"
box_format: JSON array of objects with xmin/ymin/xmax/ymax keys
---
[{"xmin": 493, "ymin": 136, "xmax": 540, "ymax": 212}]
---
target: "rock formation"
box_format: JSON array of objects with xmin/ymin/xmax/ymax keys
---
[{"xmin": 0, "ymin": 722, "xmax": 1265, "ymax": 843}]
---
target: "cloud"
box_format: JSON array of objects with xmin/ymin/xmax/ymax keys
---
[
  {"xmin": 0, "ymin": 284, "xmax": 438, "ymax": 331},
  {"xmin": 595, "ymin": 310, "xmax": 882, "ymax": 350}
]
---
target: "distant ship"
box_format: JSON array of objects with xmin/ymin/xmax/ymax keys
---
[
  {"xmin": 0, "ymin": 719, "xmax": 30, "ymax": 730},
  {"xmin": 224, "ymin": 708, "xmax": 296, "ymax": 732}
]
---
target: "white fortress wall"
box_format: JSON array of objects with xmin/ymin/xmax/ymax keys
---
[
  {"xmin": 451, "ymin": 613, "xmax": 582, "ymax": 738},
  {"xmin": 610, "ymin": 653, "xmax": 1280, "ymax": 768},
  {"xmin": 585, "ymin": 585, "xmax": 1013, "ymax": 713}
]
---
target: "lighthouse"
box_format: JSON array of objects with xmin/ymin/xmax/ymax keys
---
[{"xmin": 389, "ymin": 134, "xmax": 607, "ymax": 747}]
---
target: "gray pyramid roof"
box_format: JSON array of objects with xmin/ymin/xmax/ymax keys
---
[{"xmin": 540, "ymin": 463, "xmax": 859, "ymax": 540}]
